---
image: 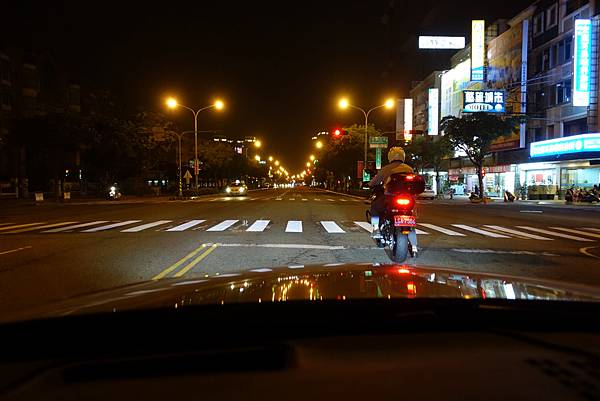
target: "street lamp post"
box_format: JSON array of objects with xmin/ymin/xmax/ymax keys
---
[
  {"xmin": 339, "ymin": 98, "xmax": 394, "ymax": 179},
  {"xmin": 166, "ymin": 98, "xmax": 224, "ymax": 190}
]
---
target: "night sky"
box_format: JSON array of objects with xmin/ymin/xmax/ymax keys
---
[{"xmin": 5, "ymin": 0, "xmax": 530, "ymax": 171}]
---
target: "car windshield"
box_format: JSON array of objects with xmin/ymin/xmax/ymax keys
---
[{"xmin": 1, "ymin": 0, "xmax": 600, "ymax": 323}]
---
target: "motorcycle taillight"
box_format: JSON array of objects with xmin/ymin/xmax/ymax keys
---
[{"xmin": 394, "ymin": 196, "xmax": 414, "ymax": 208}]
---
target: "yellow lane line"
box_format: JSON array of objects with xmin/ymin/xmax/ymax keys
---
[
  {"xmin": 0, "ymin": 246, "xmax": 32, "ymax": 256},
  {"xmin": 174, "ymin": 244, "xmax": 218, "ymax": 278},
  {"xmin": 0, "ymin": 222, "xmax": 47, "ymax": 232},
  {"xmin": 580, "ymin": 247, "xmax": 600, "ymax": 260},
  {"xmin": 152, "ymin": 243, "xmax": 208, "ymax": 280},
  {"xmin": 4, "ymin": 221, "xmax": 78, "ymax": 234}
]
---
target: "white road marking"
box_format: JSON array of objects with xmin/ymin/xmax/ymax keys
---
[
  {"xmin": 121, "ymin": 220, "xmax": 172, "ymax": 232},
  {"xmin": 516, "ymin": 226, "xmax": 594, "ymax": 242},
  {"xmin": 289, "ymin": 198, "xmax": 295, "ymax": 201},
  {"xmin": 285, "ymin": 220, "xmax": 303, "ymax": 233},
  {"xmin": 82, "ymin": 220, "xmax": 142, "ymax": 232},
  {"xmin": 246, "ymin": 220, "xmax": 270, "ymax": 232},
  {"xmin": 340, "ymin": 199, "xmax": 347, "ymax": 202},
  {"xmin": 584, "ymin": 228, "xmax": 600, "ymax": 233},
  {"xmin": 166, "ymin": 220, "xmax": 206, "ymax": 232},
  {"xmin": 415, "ymin": 229, "xmax": 429, "ymax": 235},
  {"xmin": 43, "ymin": 221, "xmax": 109, "ymax": 233},
  {"xmin": 302, "ymin": 198, "xmax": 308, "ymax": 201},
  {"xmin": 452, "ymin": 249, "xmax": 558, "ymax": 256},
  {"xmin": 484, "ymin": 225, "xmax": 553, "ymax": 240},
  {"xmin": 451, "ymin": 224, "xmax": 510, "ymax": 238},
  {"xmin": 550, "ymin": 227, "xmax": 600, "ymax": 239},
  {"xmin": 314, "ymin": 198, "xmax": 321, "ymax": 201},
  {"xmin": 250, "ymin": 268, "xmax": 273, "ymax": 272},
  {"xmin": 419, "ymin": 223, "xmax": 466, "ymax": 236},
  {"xmin": 206, "ymin": 220, "xmax": 239, "ymax": 232},
  {"xmin": 327, "ymin": 198, "xmax": 335, "ymax": 202},
  {"xmin": 320, "ymin": 221, "xmax": 345, "ymax": 233},
  {"xmin": 520, "ymin": 210, "xmax": 544, "ymax": 214},
  {"xmin": 217, "ymin": 243, "xmax": 347, "ymax": 250},
  {"xmin": 276, "ymin": 198, "xmax": 283, "ymax": 201},
  {"xmin": 354, "ymin": 221, "xmax": 373, "ymax": 233}
]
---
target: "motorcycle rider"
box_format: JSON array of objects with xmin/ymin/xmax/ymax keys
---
[{"xmin": 368, "ymin": 146, "xmax": 418, "ymax": 254}]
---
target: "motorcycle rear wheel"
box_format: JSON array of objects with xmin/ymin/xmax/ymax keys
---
[{"xmin": 392, "ymin": 231, "xmax": 409, "ymax": 263}]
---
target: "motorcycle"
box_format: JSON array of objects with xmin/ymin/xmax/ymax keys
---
[
  {"xmin": 366, "ymin": 173, "xmax": 425, "ymax": 263},
  {"xmin": 108, "ymin": 184, "xmax": 122, "ymax": 200}
]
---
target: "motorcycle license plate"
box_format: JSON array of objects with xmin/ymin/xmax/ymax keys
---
[{"xmin": 394, "ymin": 215, "xmax": 416, "ymax": 227}]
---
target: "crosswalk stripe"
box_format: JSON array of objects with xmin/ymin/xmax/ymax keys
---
[
  {"xmin": 166, "ymin": 220, "xmax": 206, "ymax": 232},
  {"xmin": 451, "ymin": 224, "xmax": 510, "ymax": 238},
  {"xmin": 354, "ymin": 221, "xmax": 373, "ymax": 233},
  {"xmin": 314, "ymin": 198, "xmax": 321, "ymax": 201},
  {"xmin": 206, "ymin": 220, "xmax": 238, "ymax": 232},
  {"xmin": 43, "ymin": 221, "xmax": 110, "ymax": 233},
  {"xmin": 289, "ymin": 198, "xmax": 295, "ymax": 201},
  {"xmin": 340, "ymin": 199, "xmax": 347, "ymax": 202},
  {"xmin": 285, "ymin": 221, "xmax": 303, "ymax": 233},
  {"xmin": 415, "ymin": 229, "xmax": 429, "ymax": 235},
  {"xmin": 82, "ymin": 220, "xmax": 142, "ymax": 232},
  {"xmin": 302, "ymin": 198, "xmax": 308, "ymax": 201},
  {"xmin": 419, "ymin": 223, "xmax": 466, "ymax": 236},
  {"xmin": 584, "ymin": 228, "xmax": 600, "ymax": 233},
  {"xmin": 121, "ymin": 220, "xmax": 172, "ymax": 232},
  {"xmin": 550, "ymin": 227, "xmax": 600, "ymax": 239},
  {"xmin": 321, "ymin": 221, "xmax": 345, "ymax": 233},
  {"xmin": 327, "ymin": 198, "xmax": 335, "ymax": 202},
  {"xmin": 517, "ymin": 226, "xmax": 594, "ymax": 242},
  {"xmin": 246, "ymin": 220, "xmax": 270, "ymax": 232},
  {"xmin": 484, "ymin": 225, "xmax": 553, "ymax": 240},
  {"xmin": 5, "ymin": 221, "xmax": 78, "ymax": 234},
  {"xmin": 0, "ymin": 222, "xmax": 46, "ymax": 232}
]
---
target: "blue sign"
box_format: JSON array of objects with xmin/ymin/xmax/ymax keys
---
[
  {"xmin": 573, "ymin": 19, "xmax": 592, "ymax": 107},
  {"xmin": 463, "ymin": 90, "xmax": 506, "ymax": 113},
  {"xmin": 530, "ymin": 133, "xmax": 600, "ymax": 157}
]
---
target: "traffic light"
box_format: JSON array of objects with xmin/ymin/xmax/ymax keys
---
[{"xmin": 333, "ymin": 129, "xmax": 342, "ymax": 138}]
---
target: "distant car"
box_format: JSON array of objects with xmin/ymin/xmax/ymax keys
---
[
  {"xmin": 225, "ymin": 182, "xmax": 248, "ymax": 196},
  {"xmin": 418, "ymin": 188, "xmax": 436, "ymax": 200}
]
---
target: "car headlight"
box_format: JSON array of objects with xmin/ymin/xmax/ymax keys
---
[
  {"xmin": 239, "ymin": 187, "xmax": 245, "ymax": 193},
  {"xmin": 226, "ymin": 187, "xmax": 231, "ymax": 193}
]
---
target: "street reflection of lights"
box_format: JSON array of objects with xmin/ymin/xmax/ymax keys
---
[
  {"xmin": 239, "ymin": 287, "xmax": 244, "ymax": 293},
  {"xmin": 244, "ymin": 281, "xmax": 249, "ymax": 287},
  {"xmin": 230, "ymin": 284, "xmax": 235, "ymax": 290}
]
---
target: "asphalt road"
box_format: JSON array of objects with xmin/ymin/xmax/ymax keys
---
[{"xmin": 1, "ymin": 187, "xmax": 600, "ymax": 318}]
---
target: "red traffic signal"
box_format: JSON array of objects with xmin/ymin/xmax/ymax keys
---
[{"xmin": 333, "ymin": 129, "xmax": 342, "ymax": 137}]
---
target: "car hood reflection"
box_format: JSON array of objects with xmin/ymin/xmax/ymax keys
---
[{"xmin": 7, "ymin": 264, "xmax": 600, "ymax": 322}]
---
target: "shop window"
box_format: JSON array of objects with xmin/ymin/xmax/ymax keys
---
[
  {"xmin": 556, "ymin": 79, "xmax": 572, "ymax": 104},
  {"xmin": 535, "ymin": 127, "xmax": 545, "ymax": 142},
  {"xmin": 550, "ymin": 44, "xmax": 558, "ymax": 68},
  {"xmin": 546, "ymin": 4, "xmax": 558, "ymax": 29},
  {"xmin": 567, "ymin": 0, "xmax": 590, "ymax": 15},
  {"xmin": 563, "ymin": 117, "xmax": 587, "ymax": 137},
  {"xmin": 564, "ymin": 37, "xmax": 573, "ymax": 62},
  {"xmin": 542, "ymin": 48, "xmax": 550, "ymax": 71},
  {"xmin": 547, "ymin": 124, "xmax": 555, "ymax": 139},
  {"xmin": 533, "ymin": 13, "xmax": 544, "ymax": 36}
]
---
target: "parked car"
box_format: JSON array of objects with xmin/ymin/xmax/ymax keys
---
[{"xmin": 418, "ymin": 187, "xmax": 436, "ymax": 200}]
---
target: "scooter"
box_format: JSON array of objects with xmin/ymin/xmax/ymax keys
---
[
  {"xmin": 108, "ymin": 184, "xmax": 122, "ymax": 200},
  {"xmin": 366, "ymin": 173, "xmax": 425, "ymax": 263}
]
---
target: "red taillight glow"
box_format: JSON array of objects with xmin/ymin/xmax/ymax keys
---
[
  {"xmin": 407, "ymin": 282, "xmax": 417, "ymax": 296},
  {"xmin": 398, "ymin": 268, "xmax": 411, "ymax": 274},
  {"xmin": 395, "ymin": 197, "xmax": 412, "ymax": 206}
]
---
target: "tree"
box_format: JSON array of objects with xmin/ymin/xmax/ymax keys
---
[
  {"xmin": 404, "ymin": 135, "xmax": 428, "ymax": 174},
  {"xmin": 427, "ymin": 136, "xmax": 453, "ymax": 196},
  {"xmin": 441, "ymin": 113, "xmax": 517, "ymax": 198}
]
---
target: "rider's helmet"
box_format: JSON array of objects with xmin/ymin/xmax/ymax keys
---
[{"xmin": 388, "ymin": 147, "xmax": 406, "ymax": 163}]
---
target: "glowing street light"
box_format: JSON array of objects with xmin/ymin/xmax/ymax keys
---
[
  {"xmin": 254, "ymin": 140, "xmax": 262, "ymax": 148},
  {"xmin": 338, "ymin": 97, "xmax": 396, "ymax": 179},
  {"xmin": 254, "ymin": 155, "xmax": 261, "ymax": 161},
  {"xmin": 275, "ymin": 160, "xmax": 280, "ymax": 166},
  {"xmin": 164, "ymin": 96, "xmax": 225, "ymax": 189},
  {"xmin": 309, "ymin": 155, "xmax": 315, "ymax": 161},
  {"xmin": 268, "ymin": 156, "xmax": 273, "ymax": 162},
  {"xmin": 306, "ymin": 162, "xmax": 311, "ymax": 167},
  {"xmin": 315, "ymin": 140, "xmax": 323, "ymax": 149}
]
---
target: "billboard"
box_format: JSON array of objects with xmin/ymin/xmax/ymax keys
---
[
  {"xmin": 440, "ymin": 58, "xmax": 472, "ymax": 119},
  {"xmin": 419, "ymin": 36, "xmax": 466, "ymax": 49},
  {"xmin": 530, "ymin": 133, "xmax": 600, "ymax": 157},
  {"xmin": 471, "ymin": 20, "xmax": 485, "ymax": 81},
  {"xmin": 428, "ymin": 88, "xmax": 439, "ymax": 135},
  {"xmin": 573, "ymin": 19, "xmax": 592, "ymax": 107},
  {"xmin": 463, "ymin": 90, "xmax": 506, "ymax": 113},
  {"xmin": 404, "ymin": 99, "xmax": 413, "ymax": 141}
]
